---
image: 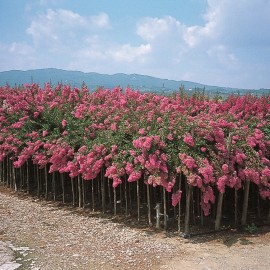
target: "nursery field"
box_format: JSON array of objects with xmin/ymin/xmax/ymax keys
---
[{"xmin": 0, "ymin": 83, "xmax": 270, "ymax": 235}]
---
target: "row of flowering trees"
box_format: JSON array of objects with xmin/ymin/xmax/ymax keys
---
[{"xmin": 0, "ymin": 83, "xmax": 270, "ymax": 234}]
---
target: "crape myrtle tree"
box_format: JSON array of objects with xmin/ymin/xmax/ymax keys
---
[{"xmin": 0, "ymin": 83, "xmax": 270, "ymax": 235}]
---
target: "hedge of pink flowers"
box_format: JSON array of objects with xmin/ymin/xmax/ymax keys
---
[{"xmin": 0, "ymin": 83, "xmax": 270, "ymax": 230}]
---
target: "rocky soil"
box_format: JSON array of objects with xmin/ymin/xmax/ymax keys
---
[{"xmin": 1, "ymin": 184, "xmax": 270, "ymax": 270}]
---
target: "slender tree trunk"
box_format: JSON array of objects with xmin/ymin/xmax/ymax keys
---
[
  {"xmin": 200, "ymin": 191, "xmax": 204, "ymax": 226},
  {"xmin": 19, "ymin": 167, "xmax": 23, "ymax": 190},
  {"xmin": 124, "ymin": 176, "xmax": 128, "ymax": 217},
  {"xmin": 13, "ymin": 166, "xmax": 17, "ymax": 192},
  {"xmin": 78, "ymin": 175, "xmax": 82, "ymax": 208},
  {"xmin": 45, "ymin": 166, "xmax": 48, "ymax": 200},
  {"xmin": 137, "ymin": 180, "xmax": 140, "ymax": 222},
  {"xmin": 97, "ymin": 177, "xmax": 101, "ymax": 204},
  {"xmin": 147, "ymin": 184, "xmax": 152, "ymax": 227},
  {"xmin": 215, "ymin": 192, "xmax": 224, "ymax": 230},
  {"xmin": 26, "ymin": 160, "xmax": 30, "ymax": 194},
  {"xmin": 234, "ymin": 189, "xmax": 238, "ymax": 226},
  {"xmin": 101, "ymin": 170, "xmax": 106, "ymax": 213},
  {"xmin": 61, "ymin": 173, "xmax": 65, "ymax": 204},
  {"xmin": 108, "ymin": 178, "xmax": 112, "ymax": 205},
  {"xmin": 155, "ymin": 203, "xmax": 161, "ymax": 229},
  {"xmin": 163, "ymin": 187, "xmax": 167, "ymax": 230},
  {"xmin": 178, "ymin": 174, "xmax": 182, "ymax": 233},
  {"xmin": 257, "ymin": 191, "xmax": 261, "ymax": 219},
  {"xmin": 52, "ymin": 172, "xmax": 56, "ymax": 201},
  {"xmin": 241, "ymin": 180, "xmax": 250, "ymax": 226},
  {"xmin": 92, "ymin": 180, "xmax": 95, "ymax": 211},
  {"xmin": 184, "ymin": 183, "xmax": 192, "ymax": 235},
  {"xmin": 71, "ymin": 178, "xmax": 75, "ymax": 206},
  {"xmin": 129, "ymin": 182, "xmax": 132, "ymax": 214},
  {"xmin": 82, "ymin": 178, "xmax": 85, "ymax": 208},
  {"xmin": 114, "ymin": 187, "xmax": 117, "ymax": 216},
  {"xmin": 36, "ymin": 165, "xmax": 40, "ymax": 197},
  {"xmin": 8, "ymin": 159, "xmax": 12, "ymax": 188}
]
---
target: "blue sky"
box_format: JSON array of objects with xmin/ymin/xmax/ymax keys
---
[{"xmin": 0, "ymin": 0, "xmax": 269, "ymax": 89}]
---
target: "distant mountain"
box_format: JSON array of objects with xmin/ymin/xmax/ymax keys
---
[{"xmin": 0, "ymin": 68, "xmax": 268, "ymax": 96}]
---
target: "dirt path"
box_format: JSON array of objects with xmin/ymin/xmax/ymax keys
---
[{"xmin": 1, "ymin": 186, "xmax": 270, "ymax": 270}]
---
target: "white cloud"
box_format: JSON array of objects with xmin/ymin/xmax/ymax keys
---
[
  {"xmin": 26, "ymin": 9, "xmax": 110, "ymax": 46},
  {"xmin": 109, "ymin": 44, "xmax": 152, "ymax": 63},
  {"xmin": 0, "ymin": 42, "xmax": 37, "ymax": 71},
  {"xmin": 8, "ymin": 42, "xmax": 35, "ymax": 55},
  {"xmin": 136, "ymin": 16, "xmax": 183, "ymax": 41}
]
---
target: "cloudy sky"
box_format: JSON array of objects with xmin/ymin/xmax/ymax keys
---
[{"xmin": 0, "ymin": 0, "xmax": 269, "ymax": 89}]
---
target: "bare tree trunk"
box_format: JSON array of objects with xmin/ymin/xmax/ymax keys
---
[
  {"xmin": 26, "ymin": 160, "xmax": 30, "ymax": 194},
  {"xmin": 184, "ymin": 183, "xmax": 192, "ymax": 235},
  {"xmin": 61, "ymin": 173, "xmax": 65, "ymax": 204},
  {"xmin": 235, "ymin": 189, "xmax": 238, "ymax": 226},
  {"xmin": 36, "ymin": 165, "xmax": 40, "ymax": 197},
  {"xmin": 114, "ymin": 187, "xmax": 117, "ymax": 216},
  {"xmin": 78, "ymin": 175, "xmax": 82, "ymax": 208},
  {"xmin": 45, "ymin": 166, "xmax": 48, "ymax": 200},
  {"xmin": 147, "ymin": 184, "xmax": 152, "ymax": 227},
  {"xmin": 82, "ymin": 178, "xmax": 85, "ymax": 208},
  {"xmin": 19, "ymin": 167, "xmax": 23, "ymax": 190},
  {"xmin": 200, "ymin": 191, "xmax": 204, "ymax": 226},
  {"xmin": 129, "ymin": 182, "xmax": 132, "ymax": 214},
  {"xmin": 52, "ymin": 172, "xmax": 56, "ymax": 201},
  {"xmin": 101, "ymin": 169, "xmax": 106, "ymax": 213},
  {"xmin": 215, "ymin": 192, "xmax": 224, "ymax": 230},
  {"xmin": 163, "ymin": 187, "xmax": 167, "ymax": 230},
  {"xmin": 71, "ymin": 178, "xmax": 75, "ymax": 206},
  {"xmin": 13, "ymin": 166, "xmax": 17, "ymax": 192},
  {"xmin": 124, "ymin": 176, "xmax": 128, "ymax": 217},
  {"xmin": 257, "ymin": 191, "xmax": 261, "ymax": 220},
  {"xmin": 178, "ymin": 174, "xmax": 182, "ymax": 233},
  {"xmin": 92, "ymin": 180, "xmax": 95, "ymax": 211},
  {"xmin": 241, "ymin": 180, "xmax": 250, "ymax": 226},
  {"xmin": 137, "ymin": 180, "xmax": 140, "ymax": 222}
]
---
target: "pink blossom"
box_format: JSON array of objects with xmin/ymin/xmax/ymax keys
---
[
  {"xmin": 157, "ymin": 117, "xmax": 162, "ymax": 123},
  {"xmin": 183, "ymin": 133, "xmax": 195, "ymax": 147},
  {"xmin": 222, "ymin": 164, "xmax": 229, "ymax": 174},
  {"xmin": 110, "ymin": 123, "xmax": 117, "ymax": 132},
  {"xmin": 181, "ymin": 156, "xmax": 197, "ymax": 170},
  {"xmin": 235, "ymin": 152, "xmax": 246, "ymax": 164},
  {"xmin": 142, "ymin": 137, "xmax": 152, "ymax": 150},
  {"xmin": 112, "ymin": 177, "xmax": 122, "ymax": 188},
  {"xmin": 138, "ymin": 128, "xmax": 145, "ymax": 135},
  {"xmin": 172, "ymin": 189, "xmax": 182, "ymax": 207},
  {"xmin": 213, "ymin": 128, "xmax": 224, "ymax": 143},
  {"xmin": 128, "ymin": 171, "xmax": 141, "ymax": 182},
  {"xmin": 167, "ymin": 134, "xmax": 173, "ymax": 141},
  {"xmin": 62, "ymin": 119, "xmax": 67, "ymax": 127},
  {"xmin": 125, "ymin": 162, "xmax": 134, "ymax": 174},
  {"xmin": 217, "ymin": 175, "xmax": 227, "ymax": 193}
]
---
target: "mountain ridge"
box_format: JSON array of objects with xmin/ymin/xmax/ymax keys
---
[{"xmin": 0, "ymin": 68, "xmax": 266, "ymax": 95}]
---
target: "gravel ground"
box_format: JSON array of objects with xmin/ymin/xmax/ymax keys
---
[{"xmin": 1, "ymin": 185, "xmax": 270, "ymax": 270}]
